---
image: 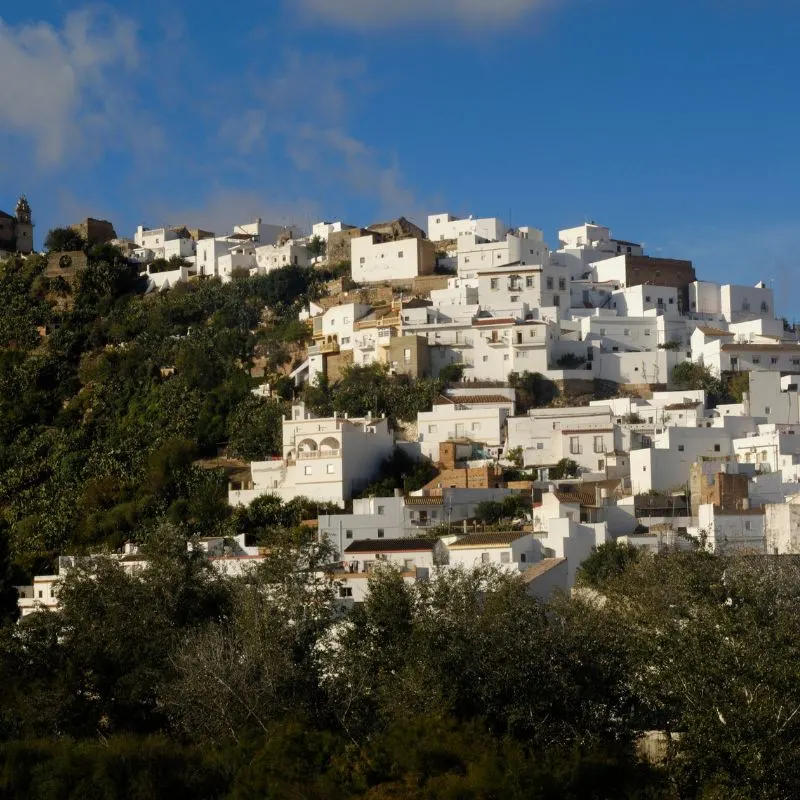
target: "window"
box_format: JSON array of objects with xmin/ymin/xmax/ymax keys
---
[
  {"xmin": 678, "ymin": 445, "xmax": 685, "ymax": 452},
  {"xmin": 511, "ymin": 295, "xmax": 519, "ymax": 302},
  {"xmin": 745, "ymin": 520, "xmax": 752, "ymax": 531},
  {"xmin": 503, "ymin": 354, "xmax": 509, "ymax": 361},
  {"xmin": 546, "ymin": 277, "xmax": 554, "ymax": 290},
  {"xmin": 520, "ymin": 554, "xmax": 527, "ymax": 563},
  {"xmin": 404, "ymin": 348, "xmax": 411, "ymax": 363},
  {"xmin": 570, "ymin": 436, "xmax": 580, "ymax": 455},
  {"xmin": 765, "ymin": 406, "xmax": 771, "ymax": 415},
  {"xmin": 304, "ymin": 465, "xmax": 312, "ymax": 475},
  {"xmin": 346, "ymin": 530, "xmax": 353, "ymax": 539},
  {"xmin": 594, "ymin": 435, "xmax": 604, "ymax": 453},
  {"xmin": 526, "ymin": 276, "xmax": 534, "ymax": 287},
  {"xmin": 771, "ymin": 357, "xmax": 779, "ymax": 365},
  {"xmin": 714, "ymin": 444, "xmax": 721, "ymax": 452},
  {"xmin": 645, "ymin": 296, "xmax": 651, "ymax": 302},
  {"xmin": 359, "ymin": 257, "xmax": 365, "ymax": 264},
  {"xmin": 339, "ymin": 587, "xmax": 353, "ymax": 598},
  {"xmin": 377, "ymin": 505, "xmax": 385, "ymax": 515},
  {"xmin": 377, "ymin": 529, "xmax": 385, "ymax": 538},
  {"xmin": 38, "ymin": 590, "xmax": 43, "ymax": 599},
  {"xmin": 481, "ymin": 552, "xmax": 491, "ymax": 564},
  {"xmin": 669, "ymin": 297, "xmax": 674, "ymax": 304},
  {"xmin": 599, "ymin": 328, "xmax": 606, "ymax": 335},
  {"xmin": 327, "ymin": 464, "xmax": 335, "ymax": 474},
  {"xmin": 752, "ymin": 357, "xmax": 761, "ymax": 365},
  {"xmin": 404, "ymin": 559, "xmax": 416, "ymax": 570},
  {"xmin": 553, "ymin": 295, "xmax": 560, "ymax": 306},
  {"xmin": 397, "ymin": 250, "xmax": 405, "ymax": 259},
  {"xmin": 482, "ymin": 355, "xmax": 488, "ymax": 362},
  {"xmin": 598, "ymin": 460, "xmax": 605, "ymax": 470},
  {"xmin": 536, "ymin": 442, "xmax": 544, "ymax": 450},
  {"xmin": 490, "ymin": 278, "xmax": 498, "ymax": 290},
  {"xmin": 761, "ymin": 302, "xmax": 769, "ymax": 313},
  {"xmin": 742, "ymin": 301, "xmax": 751, "ymax": 311},
  {"xmin": 558, "ymin": 278, "xmax": 566, "ymax": 291},
  {"xmin": 428, "ymin": 424, "xmax": 437, "ymax": 433},
  {"xmin": 624, "ymin": 329, "xmax": 630, "ymax": 336},
  {"xmin": 500, "ymin": 552, "xmax": 511, "ymax": 564},
  {"xmin": 340, "ymin": 337, "xmax": 350, "ymax": 344},
  {"xmin": 472, "ymin": 422, "xmax": 481, "ymax": 431}
]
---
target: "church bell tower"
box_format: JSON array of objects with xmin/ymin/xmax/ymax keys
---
[{"xmin": 14, "ymin": 196, "xmax": 33, "ymax": 254}]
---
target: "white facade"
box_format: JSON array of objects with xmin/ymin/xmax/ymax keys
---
[
  {"xmin": 609, "ymin": 285, "xmax": 681, "ymax": 318},
  {"xmin": 351, "ymin": 235, "xmax": 432, "ymax": 283},
  {"xmin": 255, "ymin": 241, "xmax": 311, "ymax": 273},
  {"xmin": 457, "ymin": 229, "xmax": 547, "ymax": 279},
  {"xmin": 427, "ymin": 212, "xmax": 506, "ymax": 243},
  {"xmin": 698, "ymin": 504, "xmax": 766, "ymax": 553},
  {"xmin": 417, "ymin": 404, "xmax": 511, "ymax": 460},
  {"xmin": 448, "ymin": 533, "xmax": 539, "ymax": 572},
  {"xmin": 312, "ymin": 221, "xmax": 351, "ymax": 242},
  {"xmin": 229, "ymin": 403, "xmax": 394, "ymax": 507}
]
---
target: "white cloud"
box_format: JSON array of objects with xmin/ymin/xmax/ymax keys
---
[
  {"xmin": 293, "ymin": 0, "xmax": 554, "ymax": 28},
  {"xmin": 0, "ymin": 8, "xmax": 143, "ymax": 166}
]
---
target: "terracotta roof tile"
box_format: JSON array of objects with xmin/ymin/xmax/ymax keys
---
[
  {"xmin": 404, "ymin": 496, "xmax": 444, "ymax": 506},
  {"xmin": 722, "ymin": 343, "xmax": 800, "ymax": 353},
  {"xmin": 521, "ymin": 558, "xmax": 567, "ymax": 583},
  {"xmin": 697, "ymin": 326, "xmax": 734, "ymax": 337},
  {"xmin": 450, "ymin": 532, "xmax": 527, "ymax": 548}
]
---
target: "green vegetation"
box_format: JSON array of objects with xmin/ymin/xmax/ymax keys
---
[
  {"xmin": 0, "ymin": 545, "xmax": 795, "ymax": 796},
  {"xmin": 474, "ymin": 495, "xmax": 530, "ymax": 524},
  {"xmin": 576, "ymin": 540, "xmax": 642, "ymax": 590},
  {"xmin": 550, "ymin": 458, "xmax": 580, "ymax": 479},
  {"xmin": 303, "ymin": 363, "xmax": 446, "ymax": 427},
  {"xmin": 555, "ymin": 353, "xmax": 587, "ymax": 369},
  {"xmin": 509, "ymin": 370, "xmax": 560, "ymax": 412},
  {"xmin": 0, "ymin": 247, "xmax": 329, "ymax": 573}
]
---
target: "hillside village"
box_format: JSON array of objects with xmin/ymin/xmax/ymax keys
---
[{"xmin": 8, "ymin": 196, "xmax": 800, "ymax": 613}]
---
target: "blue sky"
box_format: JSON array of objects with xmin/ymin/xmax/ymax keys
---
[{"xmin": 2, "ymin": 0, "xmax": 800, "ymax": 314}]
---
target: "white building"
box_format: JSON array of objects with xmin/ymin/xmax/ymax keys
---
[
  {"xmin": 697, "ymin": 503, "xmax": 766, "ymax": 553},
  {"xmin": 318, "ymin": 488, "xmax": 519, "ymax": 559},
  {"xmin": 457, "ymin": 229, "xmax": 548, "ymax": 279},
  {"xmin": 351, "ymin": 235, "xmax": 435, "ymax": 283},
  {"xmin": 312, "ymin": 221, "xmax": 353, "ymax": 242},
  {"xmin": 764, "ymin": 495, "xmax": 800, "ymax": 554},
  {"xmin": 448, "ymin": 532, "xmax": 539, "ymax": 571},
  {"xmin": 427, "ymin": 212, "xmax": 506, "ymax": 243},
  {"xmin": 689, "ymin": 280, "xmax": 775, "ymax": 322},
  {"xmin": 229, "ymin": 402, "xmax": 394, "ymax": 507},
  {"xmin": 417, "ymin": 397, "xmax": 513, "ymax": 460},
  {"xmin": 255, "ymin": 241, "xmax": 310, "ymax": 273}
]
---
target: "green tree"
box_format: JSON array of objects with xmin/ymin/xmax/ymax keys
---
[
  {"xmin": 576, "ymin": 540, "xmax": 642, "ymax": 591},
  {"xmin": 227, "ymin": 396, "xmax": 285, "ymax": 461},
  {"xmin": 44, "ymin": 227, "xmax": 85, "ymax": 253},
  {"xmin": 509, "ymin": 371, "xmax": 559, "ymax": 413},
  {"xmin": 550, "ymin": 458, "xmax": 579, "ymax": 479}
]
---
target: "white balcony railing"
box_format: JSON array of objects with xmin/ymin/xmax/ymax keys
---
[{"xmin": 296, "ymin": 449, "xmax": 341, "ymax": 460}]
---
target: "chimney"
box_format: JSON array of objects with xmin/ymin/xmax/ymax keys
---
[
  {"xmin": 394, "ymin": 488, "xmax": 402, "ymax": 498},
  {"xmin": 741, "ymin": 498, "xmax": 751, "ymax": 511}
]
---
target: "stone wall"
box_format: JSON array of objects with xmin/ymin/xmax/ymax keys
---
[
  {"xmin": 71, "ymin": 218, "xmax": 117, "ymax": 246},
  {"xmin": 327, "ymin": 227, "xmax": 370, "ymax": 265}
]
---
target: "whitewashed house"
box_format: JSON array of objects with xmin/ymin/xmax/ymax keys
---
[{"xmin": 228, "ymin": 402, "xmax": 394, "ymax": 507}]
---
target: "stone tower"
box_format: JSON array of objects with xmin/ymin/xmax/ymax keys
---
[{"xmin": 14, "ymin": 196, "xmax": 33, "ymax": 254}]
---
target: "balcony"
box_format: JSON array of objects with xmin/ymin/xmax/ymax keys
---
[
  {"xmin": 297, "ymin": 449, "xmax": 341, "ymax": 460},
  {"xmin": 434, "ymin": 334, "xmax": 474, "ymax": 347},
  {"xmin": 310, "ymin": 337, "xmax": 340, "ymax": 355},
  {"xmin": 354, "ymin": 336, "xmax": 376, "ymax": 350},
  {"xmin": 484, "ymin": 335, "xmax": 509, "ymax": 346}
]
